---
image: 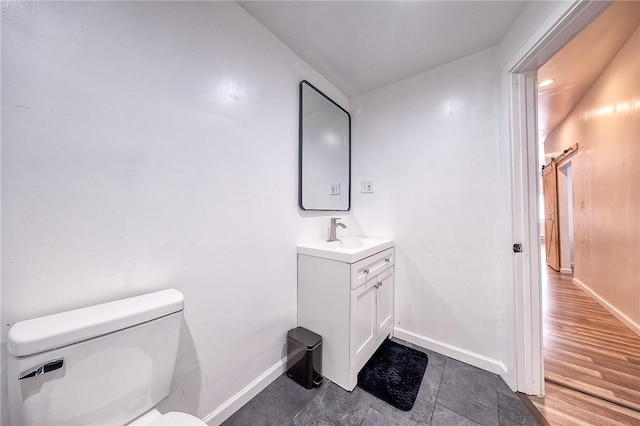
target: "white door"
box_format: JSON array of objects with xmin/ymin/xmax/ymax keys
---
[
  {"xmin": 351, "ymin": 280, "xmax": 376, "ymax": 369},
  {"xmin": 376, "ymin": 269, "xmax": 393, "ymax": 338}
]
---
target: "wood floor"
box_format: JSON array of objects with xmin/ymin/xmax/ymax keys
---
[
  {"xmin": 526, "ymin": 263, "xmax": 640, "ymax": 425},
  {"xmin": 528, "ymin": 381, "xmax": 640, "ymax": 426}
]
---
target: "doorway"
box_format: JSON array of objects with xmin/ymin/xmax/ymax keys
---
[
  {"xmin": 512, "ymin": 0, "xmax": 640, "ymax": 411},
  {"xmin": 508, "ymin": 0, "xmax": 612, "ymax": 397},
  {"xmin": 534, "ymin": 2, "xmax": 640, "ymax": 417},
  {"xmin": 557, "ymin": 161, "xmax": 574, "ymax": 275}
]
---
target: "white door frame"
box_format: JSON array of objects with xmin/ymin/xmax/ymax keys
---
[
  {"xmin": 510, "ymin": 71, "xmax": 544, "ymax": 395},
  {"xmin": 507, "ymin": 0, "xmax": 612, "ymax": 395}
]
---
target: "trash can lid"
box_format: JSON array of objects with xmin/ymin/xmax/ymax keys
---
[{"xmin": 287, "ymin": 327, "xmax": 321, "ymax": 349}]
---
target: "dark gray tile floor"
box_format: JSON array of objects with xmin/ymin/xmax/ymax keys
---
[{"xmin": 221, "ymin": 339, "xmax": 539, "ymax": 426}]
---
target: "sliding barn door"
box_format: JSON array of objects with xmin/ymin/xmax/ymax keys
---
[{"xmin": 543, "ymin": 163, "xmax": 560, "ymax": 271}]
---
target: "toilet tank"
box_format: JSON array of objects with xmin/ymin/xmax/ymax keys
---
[{"xmin": 7, "ymin": 289, "xmax": 185, "ymax": 426}]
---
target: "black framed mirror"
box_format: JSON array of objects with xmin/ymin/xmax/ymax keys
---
[{"xmin": 299, "ymin": 80, "xmax": 351, "ymax": 211}]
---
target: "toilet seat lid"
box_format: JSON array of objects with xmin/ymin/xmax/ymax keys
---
[{"xmin": 148, "ymin": 411, "xmax": 207, "ymax": 426}]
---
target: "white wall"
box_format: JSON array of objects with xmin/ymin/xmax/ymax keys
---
[
  {"xmin": 0, "ymin": 3, "xmax": 599, "ymax": 422},
  {"xmin": 1, "ymin": 2, "xmax": 348, "ymax": 423},
  {"xmin": 350, "ymin": 48, "xmax": 505, "ymax": 373},
  {"xmin": 351, "ymin": 0, "xmax": 592, "ymax": 388}
]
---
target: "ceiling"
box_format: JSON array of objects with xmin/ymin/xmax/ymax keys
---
[
  {"xmin": 537, "ymin": 1, "xmax": 640, "ymax": 141},
  {"xmin": 238, "ymin": 1, "xmax": 528, "ymax": 97},
  {"xmin": 238, "ymin": 1, "xmax": 638, "ymax": 144}
]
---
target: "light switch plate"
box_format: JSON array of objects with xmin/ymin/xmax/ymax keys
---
[{"xmin": 361, "ymin": 180, "xmax": 374, "ymax": 193}]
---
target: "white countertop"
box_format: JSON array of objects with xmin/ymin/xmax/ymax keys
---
[{"xmin": 297, "ymin": 236, "xmax": 394, "ymax": 263}]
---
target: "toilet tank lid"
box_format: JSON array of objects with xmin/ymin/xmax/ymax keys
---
[{"xmin": 8, "ymin": 289, "xmax": 184, "ymax": 357}]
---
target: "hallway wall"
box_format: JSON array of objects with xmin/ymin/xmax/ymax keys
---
[{"xmin": 544, "ymin": 27, "xmax": 640, "ymax": 333}]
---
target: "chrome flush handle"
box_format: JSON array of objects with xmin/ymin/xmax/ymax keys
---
[{"xmin": 19, "ymin": 358, "xmax": 64, "ymax": 380}]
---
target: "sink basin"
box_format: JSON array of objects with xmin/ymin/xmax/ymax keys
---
[{"xmin": 297, "ymin": 236, "xmax": 394, "ymax": 263}]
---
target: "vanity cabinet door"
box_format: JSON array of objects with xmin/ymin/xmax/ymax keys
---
[
  {"xmin": 351, "ymin": 279, "xmax": 376, "ymax": 369},
  {"xmin": 376, "ymin": 269, "xmax": 394, "ymax": 339}
]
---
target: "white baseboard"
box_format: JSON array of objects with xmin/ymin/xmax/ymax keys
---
[
  {"xmin": 202, "ymin": 358, "xmax": 287, "ymax": 425},
  {"xmin": 572, "ymin": 277, "xmax": 640, "ymax": 338},
  {"xmin": 560, "ymin": 268, "xmax": 573, "ymax": 275},
  {"xmin": 394, "ymin": 327, "xmax": 507, "ymax": 377}
]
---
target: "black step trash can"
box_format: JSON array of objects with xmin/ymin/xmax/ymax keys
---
[{"xmin": 286, "ymin": 327, "xmax": 323, "ymax": 389}]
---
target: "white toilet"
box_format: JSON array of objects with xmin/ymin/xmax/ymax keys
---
[{"xmin": 7, "ymin": 289, "xmax": 207, "ymax": 426}]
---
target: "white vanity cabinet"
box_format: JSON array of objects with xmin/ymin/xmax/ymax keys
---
[{"xmin": 297, "ymin": 244, "xmax": 394, "ymax": 391}]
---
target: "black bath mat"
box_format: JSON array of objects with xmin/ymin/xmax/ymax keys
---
[{"xmin": 357, "ymin": 339, "xmax": 428, "ymax": 411}]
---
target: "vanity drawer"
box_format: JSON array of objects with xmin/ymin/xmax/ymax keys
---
[{"xmin": 351, "ymin": 248, "xmax": 394, "ymax": 289}]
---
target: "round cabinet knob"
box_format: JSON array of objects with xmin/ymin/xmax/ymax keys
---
[
  {"xmin": 385, "ymin": 258, "xmax": 390, "ymax": 263},
  {"xmin": 363, "ymin": 268, "xmax": 369, "ymax": 275}
]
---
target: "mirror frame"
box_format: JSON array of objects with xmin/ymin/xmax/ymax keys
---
[{"xmin": 298, "ymin": 80, "xmax": 351, "ymax": 211}]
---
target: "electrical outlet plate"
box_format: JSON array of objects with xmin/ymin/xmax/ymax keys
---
[
  {"xmin": 330, "ymin": 183, "xmax": 340, "ymax": 195},
  {"xmin": 361, "ymin": 180, "xmax": 374, "ymax": 193}
]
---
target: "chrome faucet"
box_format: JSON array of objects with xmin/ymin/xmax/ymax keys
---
[{"xmin": 327, "ymin": 218, "xmax": 347, "ymax": 242}]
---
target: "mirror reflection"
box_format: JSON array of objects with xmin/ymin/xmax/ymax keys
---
[{"xmin": 299, "ymin": 80, "xmax": 351, "ymax": 211}]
